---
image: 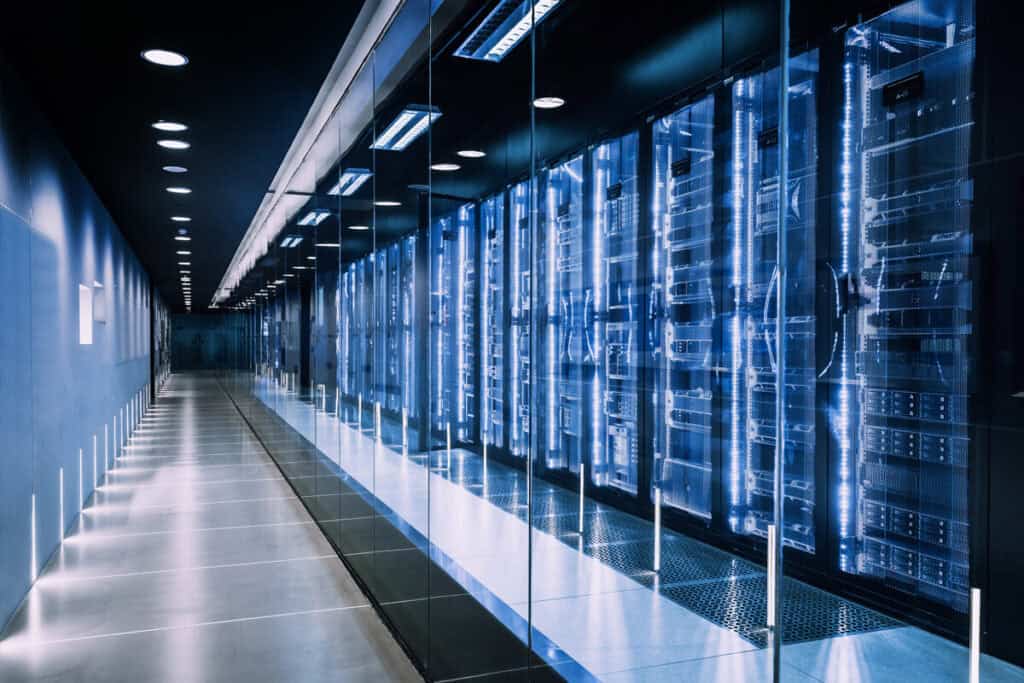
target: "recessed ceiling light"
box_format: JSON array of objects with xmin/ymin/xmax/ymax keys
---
[
  {"xmin": 176, "ymin": 250, "xmax": 192, "ymax": 255},
  {"xmin": 347, "ymin": 225, "xmax": 370, "ymax": 231},
  {"xmin": 178, "ymin": 261, "xmax": 191, "ymax": 266},
  {"xmin": 457, "ymin": 149, "xmax": 486, "ymax": 158},
  {"xmin": 533, "ymin": 96, "xmax": 565, "ymax": 109},
  {"xmin": 171, "ymin": 216, "xmax": 191, "ymax": 222},
  {"xmin": 163, "ymin": 165, "xmax": 188, "ymax": 174},
  {"xmin": 315, "ymin": 242, "xmax": 341, "ymax": 248},
  {"xmin": 152, "ymin": 121, "xmax": 188, "ymax": 132},
  {"xmin": 167, "ymin": 187, "xmax": 191, "ymax": 194},
  {"xmin": 306, "ymin": 256, "xmax": 316, "ymax": 261},
  {"xmin": 284, "ymin": 273, "xmax": 295, "ymax": 278},
  {"xmin": 177, "ymin": 228, "xmax": 189, "ymax": 235},
  {"xmin": 141, "ymin": 49, "xmax": 188, "ymax": 67},
  {"xmin": 431, "ymin": 163, "xmax": 461, "ymax": 172},
  {"xmin": 174, "ymin": 236, "xmax": 191, "ymax": 241},
  {"xmin": 374, "ymin": 200, "xmax": 401, "ymax": 207},
  {"xmin": 157, "ymin": 140, "xmax": 190, "ymax": 150}
]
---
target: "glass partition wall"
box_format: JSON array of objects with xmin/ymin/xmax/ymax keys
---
[{"xmin": 214, "ymin": 0, "xmax": 1016, "ymax": 679}]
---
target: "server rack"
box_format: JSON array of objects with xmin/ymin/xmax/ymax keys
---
[
  {"xmin": 650, "ymin": 95, "xmax": 717, "ymax": 520},
  {"xmin": 591, "ymin": 133, "xmax": 641, "ymax": 494},
  {"xmin": 481, "ymin": 193, "xmax": 505, "ymax": 450},
  {"xmin": 430, "ymin": 204, "xmax": 478, "ymax": 441},
  {"xmin": 384, "ymin": 242, "xmax": 402, "ymax": 413},
  {"xmin": 538, "ymin": 155, "xmax": 586, "ymax": 475},
  {"xmin": 400, "ymin": 235, "xmax": 418, "ymax": 423},
  {"xmin": 509, "ymin": 180, "xmax": 532, "ymax": 458},
  {"xmin": 839, "ymin": 0, "xmax": 974, "ymax": 611},
  {"xmin": 733, "ymin": 53, "xmax": 821, "ymax": 553}
]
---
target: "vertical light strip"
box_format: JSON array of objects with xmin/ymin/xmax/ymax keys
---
[
  {"xmin": 482, "ymin": 202, "xmax": 491, "ymax": 446},
  {"xmin": 767, "ymin": 523, "xmax": 777, "ymax": 626},
  {"xmin": 78, "ymin": 448, "xmax": 83, "ymax": 513},
  {"xmin": 578, "ymin": 461, "xmax": 586, "ymax": 534},
  {"xmin": 104, "ymin": 424, "xmax": 109, "ymax": 472},
  {"xmin": 457, "ymin": 208, "xmax": 467, "ymax": 428},
  {"xmin": 93, "ymin": 435, "xmax": 98, "ymax": 486},
  {"xmin": 592, "ymin": 147, "xmax": 605, "ymax": 480},
  {"xmin": 547, "ymin": 180, "xmax": 557, "ymax": 456},
  {"xmin": 59, "ymin": 467, "xmax": 64, "ymax": 542},
  {"xmin": 511, "ymin": 189, "xmax": 521, "ymax": 455},
  {"xmin": 837, "ymin": 60, "xmax": 855, "ymax": 561},
  {"xmin": 729, "ymin": 82, "xmax": 745, "ymax": 516},
  {"xmin": 969, "ymin": 588, "xmax": 981, "ymax": 683},
  {"xmin": 653, "ymin": 487, "xmax": 662, "ymax": 572},
  {"xmin": 30, "ymin": 494, "xmax": 37, "ymax": 583}
]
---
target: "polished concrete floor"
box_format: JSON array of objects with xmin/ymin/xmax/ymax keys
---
[{"xmin": 0, "ymin": 374, "xmax": 420, "ymax": 683}]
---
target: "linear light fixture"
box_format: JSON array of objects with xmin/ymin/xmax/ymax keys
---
[
  {"xmin": 174, "ymin": 236, "xmax": 191, "ymax": 241},
  {"xmin": 315, "ymin": 242, "xmax": 341, "ymax": 248},
  {"xmin": 298, "ymin": 210, "xmax": 331, "ymax": 226},
  {"xmin": 327, "ymin": 168, "xmax": 373, "ymax": 196},
  {"xmin": 454, "ymin": 0, "xmax": 561, "ymax": 62},
  {"xmin": 371, "ymin": 105, "xmax": 441, "ymax": 151},
  {"xmin": 280, "ymin": 234, "xmax": 303, "ymax": 248}
]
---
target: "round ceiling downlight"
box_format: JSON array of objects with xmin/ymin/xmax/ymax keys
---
[
  {"xmin": 457, "ymin": 150, "xmax": 486, "ymax": 158},
  {"xmin": 163, "ymin": 165, "xmax": 188, "ymax": 174},
  {"xmin": 157, "ymin": 139, "xmax": 190, "ymax": 150},
  {"xmin": 430, "ymin": 163, "xmax": 461, "ymax": 172},
  {"xmin": 142, "ymin": 49, "xmax": 188, "ymax": 67},
  {"xmin": 533, "ymin": 97, "xmax": 566, "ymax": 109},
  {"xmin": 166, "ymin": 187, "xmax": 191, "ymax": 194},
  {"xmin": 152, "ymin": 121, "xmax": 188, "ymax": 132}
]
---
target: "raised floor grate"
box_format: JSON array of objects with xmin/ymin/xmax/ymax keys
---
[{"xmin": 664, "ymin": 575, "xmax": 901, "ymax": 647}]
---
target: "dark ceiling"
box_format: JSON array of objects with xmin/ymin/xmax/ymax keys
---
[{"xmin": 0, "ymin": 1, "xmax": 366, "ymax": 313}]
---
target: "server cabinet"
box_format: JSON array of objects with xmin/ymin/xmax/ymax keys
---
[
  {"xmin": 383, "ymin": 243, "xmax": 402, "ymax": 413},
  {"xmin": 373, "ymin": 250, "xmax": 388, "ymax": 406},
  {"xmin": 732, "ymin": 52, "xmax": 820, "ymax": 553},
  {"xmin": 430, "ymin": 204, "xmax": 478, "ymax": 442},
  {"xmin": 538, "ymin": 155, "xmax": 585, "ymax": 475},
  {"xmin": 339, "ymin": 263, "xmax": 356, "ymax": 402},
  {"xmin": 650, "ymin": 95, "xmax": 717, "ymax": 520},
  {"xmin": 481, "ymin": 193, "xmax": 505, "ymax": 450},
  {"xmin": 509, "ymin": 180, "xmax": 532, "ymax": 458},
  {"xmin": 400, "ymin": 235, "xmax": 418, "ymax": 422},
  {"xmin": 591, "ymin": 133, "xmax": 641, "ymax": 494},
  {"xmin": 839, "ymin": 0, "xmax": 974, "ymax": 611}
]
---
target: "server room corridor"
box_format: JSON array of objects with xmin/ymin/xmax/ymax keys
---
[{"xmin": 0, "ymin": 374, "xmax": 419, "ymax": 683}]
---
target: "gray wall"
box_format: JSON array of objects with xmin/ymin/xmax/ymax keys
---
[{"xmin": 0, "ymin": 63, "xmax": 152, "ymax": 628}]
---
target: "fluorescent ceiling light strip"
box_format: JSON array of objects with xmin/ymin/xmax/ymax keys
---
[
  {"xmin": 370, "ymin": 110, "xmax": 416, "ymax": 150},
  {"xmin": 328, "ymin": 168, "xmax": 373, "ymax": 196}
]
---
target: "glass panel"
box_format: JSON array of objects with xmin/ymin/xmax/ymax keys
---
[{"xmin": 783, "ymin": 0, "xmax": 977, "ymax": 678}]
